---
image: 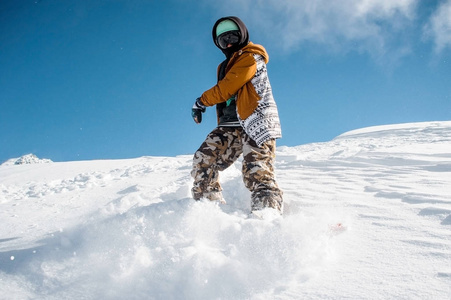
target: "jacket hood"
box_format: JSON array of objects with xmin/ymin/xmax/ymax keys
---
[
  {"xmin": 240, "ymin": 42, "xmax": 269, "ymax": 64},
  {"xmin": 212, "ymin": 16, "xmax": 249, "ymax": 57}
]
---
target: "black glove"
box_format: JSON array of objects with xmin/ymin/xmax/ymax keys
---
[{"xmin": 192, "ymin": 97, "xmax": 206, "ymax": 124}]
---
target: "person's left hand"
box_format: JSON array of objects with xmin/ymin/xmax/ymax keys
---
[{"xmin": 192, "ymin": 98, "xmax": 206, "ymax": 124}]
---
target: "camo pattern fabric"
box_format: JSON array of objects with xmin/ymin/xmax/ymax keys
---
[{"xmin": 191, "ymin": 126, "xmax": 283, "ymax": 212}]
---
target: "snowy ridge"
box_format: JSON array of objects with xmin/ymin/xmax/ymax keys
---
[
  {"xmin": 0, "ymin": 121, "xmax": 450, "ymax": 299},
  {"xmin": 2, "ymin": 153, "xmax": 53, "ymax": 166}
]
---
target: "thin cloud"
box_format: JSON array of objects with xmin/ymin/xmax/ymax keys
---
[
  {"xmin": 207, "ymin": 0, "xmax": 418, "ymax": 59},
  {"xmin": 424, "ymin": 0, "xmax": 451, "ymax": 54}
]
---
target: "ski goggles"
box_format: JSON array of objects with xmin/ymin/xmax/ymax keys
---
[{"xmin": 217, "ymin": 30, "xmax": 241, "ymax": 49}]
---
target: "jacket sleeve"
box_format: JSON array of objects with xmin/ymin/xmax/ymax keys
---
[{"xmin": 200, "ymin": 53, "xmax": 257, "ymax": 107}]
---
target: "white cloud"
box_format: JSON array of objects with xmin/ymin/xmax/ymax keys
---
[
  {"xmin": 424, "ymin": 0, "xmax": 451, "ymax": 53},
  {"xmin": 207, "ymin": 0, "xmax": 418, "ymax": 59}
]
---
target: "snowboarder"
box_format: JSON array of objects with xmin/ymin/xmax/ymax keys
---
[{"xmin": 191, "ymin": 16, "xmax": 283, "ymax": 215}]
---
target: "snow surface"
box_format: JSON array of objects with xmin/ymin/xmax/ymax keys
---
[{"xmin": 1, "ymin": 121, "xmax": 450, "ymax": 299}]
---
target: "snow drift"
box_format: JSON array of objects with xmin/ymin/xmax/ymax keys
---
[{"xmin": 0, "ymin": 121, "xmax": 450, "ymax": 299}]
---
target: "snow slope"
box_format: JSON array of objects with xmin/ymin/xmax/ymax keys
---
[{"xmin": 0, "ymin": 121, "xmax": 450, "ymax": 299}]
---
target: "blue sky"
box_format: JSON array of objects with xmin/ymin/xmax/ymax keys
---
[{"xmin": 1, "ymin": 0, "xmax": 450, "ymax": 162}]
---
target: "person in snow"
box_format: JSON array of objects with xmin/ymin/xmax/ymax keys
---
[{"xmin": 191, "ymin": 16, "xmax": 283, "ymax": 215}]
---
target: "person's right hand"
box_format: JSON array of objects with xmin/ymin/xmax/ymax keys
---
[{"xmin": 192, "ymin": 97, "xmax": 206, "ymax": 124}]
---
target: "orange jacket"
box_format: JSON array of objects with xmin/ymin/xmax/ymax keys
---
[
  {"xmin": 200, "ymin": 42, "xmax": 268, "ymax": 121},
  {"xmin": 200, "ymin": 42, "xmax": 281, "ymax": 146}
]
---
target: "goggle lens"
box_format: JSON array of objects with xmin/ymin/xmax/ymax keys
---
[{"xmin": 217, "ymin": 31, "xmax": 240, "ymax": 49}]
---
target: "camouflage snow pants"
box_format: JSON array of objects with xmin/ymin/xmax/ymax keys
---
[{"xmin": 191, "ymin": 126, "xmax": 283, "ymax": 212}]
